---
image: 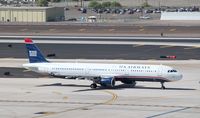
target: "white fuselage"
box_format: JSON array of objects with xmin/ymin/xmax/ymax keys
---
[{"xmin": 23, "ymin": 62, "xmax": 182, "ymax": 82}]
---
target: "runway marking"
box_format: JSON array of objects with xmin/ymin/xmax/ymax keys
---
[
  {"xmin": 49, "ymin": 29, "xmax": 56, "ymax": 31},
  {"xmin": 108, "ymin": 29, "xmax": 115, "ymax": 32},
  {"xmin": 139, "ymin": 28, "xmax": 145, "ymax": 31},
  {"xmin": 0, "ymin": 39, "xmax": 200, "ymax": 47},
  {"xmin": 102, "ymin": 90, "xmax": 118, "ymax": 105},
  {"xmin": 33, "ymin": 104, "xmax": 95, "ymax": 118},
  {"xmin": 63, "ymin": 96, "xmax": 68, "ymax": 100},
  {"xmin": 1, "ymin": 100, "xmax": 199, "ymax": 108},
  {"xmin": 20, "ymin": 29, "xmax": 28, "ymax": 31},
  {"xmin": 184, "ymin": 46, "xmax": 200, "ymax": 49},
  {"xmin": 139, "ymin": 26, "xmax": 143, "ymax": 28},
  {"xmin": 132, "ymin": 44, "xmax": 144, "ymax": 47},
  {"xmin": 79, "ymin": 29, "xmax": 86, "ymax": 32},
  {"xmin": 160, "ymin": 45, "xmax": 174, "ymax": 48},
  {"xmin": 146, "ymin": 107, "xmax": 190, "ymax": 118},
  {"xmin": 52, "ymin": 91, "xmax": 62, "ymax": 95},
  {"xmin": 169, "ymin": 28, "xmax": 176, "ymax": 32},
  {"xmin": 32, "ymin": 90, "xmax": 118, "ymax": 118}
]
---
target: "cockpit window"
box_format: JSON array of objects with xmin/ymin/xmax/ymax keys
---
[
  {"xmin": 173, "ymin": 70, "xmax": 177, "ymax": 72},
  {"xmin": 168, "ymin": 70, "xmax": 177, "ymax": 73}
]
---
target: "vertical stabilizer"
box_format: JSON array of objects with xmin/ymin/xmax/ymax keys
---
[{"xmin": 24, "ymin": 38, "xmax": 48, "ymax": 63}]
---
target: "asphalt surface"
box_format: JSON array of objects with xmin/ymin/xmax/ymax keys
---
[
  {"xmin": 0, "ymin": 67, "xmax": 44, "ymax": 78},
  {"xmin": 1, "ymin": 43, "xmax": 200, "ymax": 60}
]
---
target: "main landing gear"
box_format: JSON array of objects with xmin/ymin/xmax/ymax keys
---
[
  {"xmin": 132, "ymin": 81, "xmax": 136, "ymax": 87},
  {"xmin": 90, "ymin": 83, "xmax": 97, "ymax": 89},
  {"xmin": 161, "ymin": 82, "xmax": 166, "ymax": 89}
]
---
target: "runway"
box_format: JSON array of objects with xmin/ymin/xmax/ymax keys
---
[
  {"xmin": 1, "ymin": 35, "xmax": 200, "ymax": 60},
  {"xmin": 1, "ymin": 43, "xmax": 200, "ymax": 60},
  {"xmin": 0, "ymin": 60, "xmax": 200, "ymax": 118}
]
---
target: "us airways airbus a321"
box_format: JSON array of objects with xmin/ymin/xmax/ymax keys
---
[{"xmin": 23, "ymin": 38, "xmax": 183, "ymax": 89}]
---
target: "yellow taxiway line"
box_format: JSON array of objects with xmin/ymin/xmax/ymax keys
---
[
  {"xmin": 79, "ymin": 29, "xmax": 86, "ymax": 32},
  {"xmin": 139, "ymin": 28, "xmax": 145, "ymax": 31},
  {"xmin": 184, "ymin": 46, "xmax": 200, "ymax": 50},
  {"xmin": 108, "ymin": 29, "xmax": 115, "ymax": 32},
  {"xmin": 132, "ymin": 44, "xmax": 144, "ymax": 47},
  {"xmin": 159, "ymin": 45, "xmax": 175, "ymax": 48},
  {"xmin": 169, "ymin": 28, "xmax": 176, "ymax": 32},
  {"xmin": 102, "ymin": 90, "xmax": 118, "ymax": 105},
  {"xmin": 33, "ymin": 90, "xmax": 118, "ymax": 118}
]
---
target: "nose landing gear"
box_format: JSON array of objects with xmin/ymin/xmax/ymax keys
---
[
  {"xmin": 90, "ymin": 83, "xmax": 97, "ymax": 89},
  {"xmin": 161, "ymin": 82, "xmax": 166, "ymax": 89}
]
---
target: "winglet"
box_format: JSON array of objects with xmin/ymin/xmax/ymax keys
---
[{"xmin": 24, "ymin": 38, "xmax": 33, "ymax": 43}]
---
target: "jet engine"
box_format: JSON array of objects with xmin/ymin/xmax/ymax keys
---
[{"xmin": 100, "ymin": 77, "xmax": 115, "ymax": 87}]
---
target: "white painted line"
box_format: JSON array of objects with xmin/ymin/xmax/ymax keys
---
[
  {"xmin": 0, "ymin": 39, "xmax": 199, "ymax": 47},
  {"xmin": 0, "ymin": 35, "xmax": 200, "ymax": 40}
]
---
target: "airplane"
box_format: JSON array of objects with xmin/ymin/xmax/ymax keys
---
[{"xmin": 23, "ymin": 38, "xmax": 183, "ymax": 89}]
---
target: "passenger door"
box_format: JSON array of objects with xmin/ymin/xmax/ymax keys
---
[{"xmin": 158, "ymin": 65, "xmax": 162, "ymax": 76}]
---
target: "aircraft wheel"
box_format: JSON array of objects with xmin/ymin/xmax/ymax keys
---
[
  {"xmin": 132, "ymin": 81, "xmax": 136, "ymax": 87},
  {"xmin": 90, "ymin": 83, "xmax": 97, "ymax": 89},
  {"xmin": 161, "ymin": 85, "xmax": 166, "ymax": 89},
  {"xmin": 161, "ymin": 82, "xmax": 166, "ymax": 89},
  {"xmin": 50, "ymin": 72, "xmax": 55, "ymax": 76}
]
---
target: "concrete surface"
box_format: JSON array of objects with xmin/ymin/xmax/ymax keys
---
[
  {"xmin": 0, "ymin": 24, "xmax": 200, "ymax": 37},
  {"xmin": 161, "ymin": 12, "xmax": 200, "ymax": 20},
  {"xmin": 0, "ymin": 60, "xmax": 200, "ymax": 118}
]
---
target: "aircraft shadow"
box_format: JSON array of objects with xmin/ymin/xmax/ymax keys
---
[
  {"xmin": 36, "ymin": 83, "xmax": 196, "ymax": 92},
  {"xmin": 132, "ymin": 86, "xmax": 196, "ymax": 91},
  {"xmin": 36, "ymin": 83, "xmax": 89, "ymax": 88}
]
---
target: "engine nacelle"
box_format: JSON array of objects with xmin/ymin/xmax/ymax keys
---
[{"xmin": 100, "ymin": 77, "xmax": 115, "ymax": 87}]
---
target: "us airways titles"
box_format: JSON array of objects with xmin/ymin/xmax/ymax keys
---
[{"xmin": 119, "ymin": 65, "xmax": 151, "ymax": 69}]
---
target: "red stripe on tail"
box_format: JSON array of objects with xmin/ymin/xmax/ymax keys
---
[{"xmin": 24, "ymin": 38, "xmax": 33, "ymax": 43}]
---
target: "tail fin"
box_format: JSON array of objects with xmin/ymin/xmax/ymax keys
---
[{"xmin": 24, "ymin": 38, "xmax": 48, "ymax": 63}]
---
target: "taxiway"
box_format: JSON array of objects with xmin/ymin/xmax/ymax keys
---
[{"xmin": 0, "ymin": 60, "xmax": 200, "ymax": 118}]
